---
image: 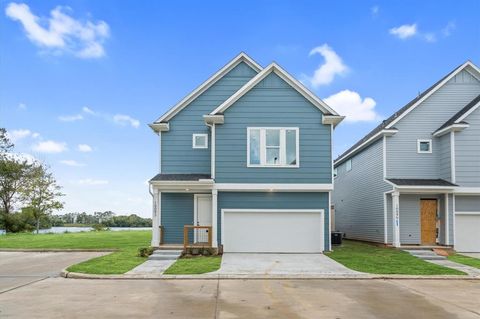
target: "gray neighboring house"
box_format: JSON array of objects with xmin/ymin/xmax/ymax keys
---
[
  {"xmin": 333, "ymin": 61, "xmax": 480, "ymax": 252},
  {"xmin": 148, "ymin": 53, "xmax": 343, "ymax": 253}
]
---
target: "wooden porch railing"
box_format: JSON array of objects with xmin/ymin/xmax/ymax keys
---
[{"xmin": 183, "ymin": 225, "xmax": 212, "ymax": 249}]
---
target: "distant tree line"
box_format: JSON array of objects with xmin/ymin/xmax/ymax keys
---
[{"xmin": 51, "ymin": 211, "xmax": 152, "ymax": 227}]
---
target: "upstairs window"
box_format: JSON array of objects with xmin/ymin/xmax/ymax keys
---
[
  {"xmin": 192, "ymin": 134, "xmax": 208, "ymax": 149},
  {"xmin": 334, "ymin": 168, "xmax": 338, "ymax": 178},
  {"xmin": 247, "ymin": 127, "xmax": 299, "ymax": 167},
  {"xmin": 417, "ymin": 139, "xmax": 432, "ymax": 153},
  {"xmin": 346, "ymin": 159, "xmax": 352, "ymax": 172}
]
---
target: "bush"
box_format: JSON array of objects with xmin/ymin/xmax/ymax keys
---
[
  {"xmin": 137, "ymin": 247, "xmax": 154, "ymax": 257},
  {"xmin": 91, "ymin": 224, "xmax": 109, "ymax": 231}
]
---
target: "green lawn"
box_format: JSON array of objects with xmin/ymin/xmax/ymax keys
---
[
  {"xmin": 164, "ymin": 256, "xmax": 222, "ymax": 275},
  {"xmin": 0, "ymin": 231, "xmax": 150, "ymax": 274},
  {"xmin": 326, "ymin": 240, "xmax": 465, "ymax": 275},
  {"xmin": 448, "ymin": 254, "xmax": 480, "ymax": 269}
]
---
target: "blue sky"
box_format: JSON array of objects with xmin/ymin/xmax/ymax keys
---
[{"xmin": 1, "ymin": 0, "xmax": 479, "ymax": 217}]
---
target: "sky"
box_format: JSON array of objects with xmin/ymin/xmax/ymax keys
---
[{"xmin": 1, "ymin": 0, "xmax": 479, "ymax": 217}]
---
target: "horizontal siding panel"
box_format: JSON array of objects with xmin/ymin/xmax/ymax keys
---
[
  {"xmin": 162, "ymin": 193, "xmax": 194, "ymax": 244},
  {"xmin": 455, "ymin": 107, "xmax": 480, "ymax": 186}
]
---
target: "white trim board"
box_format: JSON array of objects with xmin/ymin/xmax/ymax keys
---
[
  {"xmin": 214, "ymin": 183, "xmax": 333, "ymax": 192},
  {"xmin": 210, "ymin": 62, "xmax": 341, "ymax": 117},
  {"xmin": 154, "ymin": 53, "xmax": 262, "ymax": 123}
]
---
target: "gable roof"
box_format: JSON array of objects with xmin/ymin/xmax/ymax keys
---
[
  {"xmin": 435, "ymin": 94, "xmax": 480, "ymax": 133},
  {"xmin": 210, "ymin": 62, "xmax": 341, "ymax": 116},
  {"xmin": 154, "ymin": 52, "xmax": 262, "ymax": 124},
  {"xmin": 335, "ymin": 61, "xmax": 480, "ymax": 166}
]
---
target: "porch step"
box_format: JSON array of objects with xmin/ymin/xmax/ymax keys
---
[
  {"xmin": 403, "ymin": 249, "xmax": 446, "ymax": 261},
  {"xmin": 148, "ymin": 249, "xmax": 182, "ymax": 261}
]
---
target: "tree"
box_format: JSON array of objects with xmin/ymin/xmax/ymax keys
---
[
  {"xmin": 0, "ymin": 129, "xmax": 31, "ymax": 232},
  {"xmin": 24, "ymin": 163, "xmax": 64, "ymax": 233}
]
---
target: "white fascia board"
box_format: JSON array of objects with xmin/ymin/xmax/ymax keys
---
[
  {"xmin": 394, "ymin": 186, "xmax": 456, "ymax": 194},
  {"xmin": 148, "ymin": 123, "xmax": 170, "ymax": 133},
  {"xmin": 203, "ymin": 114, "xmax": 225, "ymax": 124},
  {"xmin": 214, "ymin": 183, "xmax": 333, "ymax": 192},
  {"xmin": 334, "ymin": 129, "xmax": 398, "ymax": 166},
  {"xmin": 210, "ymin": 63, "xmax": 340, "ymax": 116},
  {"xmin": 322, "ymin": 115, "xmax": 345, "ymax": 127},
  {"xmin": 385, "ymin": 61, "xmax": 480, "ymax": 130},
  {"xmin": 456, "ymin": 99, "xmax": 480, "ymax": 123},
  {"xmin": 154, "ymin": 53, "xmax": 262, "ymax": 124},
  {"xmin": 433, "ymin": 123, "xmax": 469, "ymax": 137},
  {"xmin": 150, "ymin": 180, "xmax": 214, "ymax": 192},
  {"xmin": 454, "ymin": 187, "xmax": 480, "ymax": 195}
]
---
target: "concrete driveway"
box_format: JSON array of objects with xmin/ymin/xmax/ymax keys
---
[
  {"xmin": 216, "ymin": 253, "xmax": 359, "ymax": 275},
  {"xmin": 0, "ymin": 251, "xmax": 107, "ymax": 293}
]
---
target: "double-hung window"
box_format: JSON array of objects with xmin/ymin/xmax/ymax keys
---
[{"xmin": 247, "ymin": 127, "xmax": 299, "ymax": 167}]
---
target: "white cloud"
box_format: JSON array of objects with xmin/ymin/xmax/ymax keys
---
[
  {"xmin": 324, "ymin": 90, "xmax": 382, "ymax": 123},
  {"xmin": 113, "ymin": 114, "xmax": 140, "ymax": 128},
  {"xmin": 389, "ymin": 24, "xmax": 417, "ymax": 39},
  {"xmin": 77, "ymin": 144, "xmax": 92, "ymax": 152},
  {"xmin": 5, "ymin": 2, "xmax": 109, "ymax": 58},
  {"xmin": 424, "ymin": 33, "xmax": 436, "ymax": 43},
  {"xmin": 442, "ymin": 21, "xmax": 456, "ymax": 37},
  {"xmin": 306, "ymin": 44, "xmax": 348, "ymax": 87},
  {"xmin": 5, "ymin": 152, "xmax": 38, "ymax": 164},
  {"xmin": 7, "ymin": 129, "xmax": 32, "ymax": 142},
  {"xmin": 82, "ymin": 106, "xmax": 95, "ymax": 115},
  {"xmin": 32, "ymin": 140, "xmax": 67, "ymax": 153},
  {"xmin": 371, "ymin": 5, "xmax": 379, "ymax": 16},
  {"xmin": 58, "ymin": 114, "xmax": 83, "ymax": 122},
  {"xmin": 18, "ymin": 102, "xmax": 26, "ymax": 110},
  {"xmin": 77, "ymin": 178, "xmax": 108, "ymax": 185},
  {"xmin": 31, "ymin": 132, "xmax": 40, "ymax": 138},
  {"xmin": 60, "ymin": 159, "xmax": 85, "ymax": 167}
]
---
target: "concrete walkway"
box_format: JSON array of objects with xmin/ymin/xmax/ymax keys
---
[
  {"xmin": 126, "ymin": 259, "xmax": 175, "ymax": 275},
  {"xmin": 463, "ymin": 253, "xmax": 480, "ymax": 259},
  {"xmin": 216, "ymin": 253, "xmax": 360, "ymax": 275},
  {"xmin": 427, "ymin": 259, "xmax": 480, "ymax": 277}
]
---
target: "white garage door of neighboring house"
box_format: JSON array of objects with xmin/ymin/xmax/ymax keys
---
[
  {"xmin": 455, "ymin": 213, "xmax": 480, "ymax": 252},
  {"xmin": 222, "ymin": 209, "xmax": 324, "ymax": 253}
]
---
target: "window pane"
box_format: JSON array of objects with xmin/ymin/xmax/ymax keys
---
[
  {"xmin": 420, "ymin": 141, "xmax": 430, "ymax": 152},
  {"xmin": 286, "ymin": 129, "xmax": 297, "ymax": 165},
  {"xmin": 266, "ymin": 129, "xmax": 280, "ymax": 146},
  {"xmin": 195, "ymin": 135, "xmax": 206, "ymax": 147},
  {"xmin": 249, "ymin": 129, "xmax": 260, "ymax": 164},
  {"xmin": 266, "ymin": 148, "xmax": 280, "ymax": 164}
]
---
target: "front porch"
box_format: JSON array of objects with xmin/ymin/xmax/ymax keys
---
[
  {"xmin": 386, "ymin": 178, "xmax": 457, "ymax": 248},
  {"xmin": 149, "ymin": 173, "xmax": 218, "ymax": 251}
]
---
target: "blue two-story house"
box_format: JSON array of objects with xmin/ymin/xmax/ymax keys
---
[{"xmin": 148, "ymin": 53, "xmax": 343, "ymax": 253}]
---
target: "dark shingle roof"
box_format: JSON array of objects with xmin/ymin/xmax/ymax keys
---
[
  {"xmin": 387, "ymin": 179, "xmax": 457, "ymax": 187},
  {"xmin": 335, "ymin": 62, "xmax": 466, "ymax": 166},
  {"xmin": 150, "ymin": 174, "xmax": 211, "ymax": 182},
  {"xmin": 435, "ymin": 94, "xmax": 480, "ymax": 132}
]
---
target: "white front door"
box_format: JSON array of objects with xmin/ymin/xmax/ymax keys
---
[{"xmin": 194, "ymin": 194, "xmax": 212, "ymax": 243}]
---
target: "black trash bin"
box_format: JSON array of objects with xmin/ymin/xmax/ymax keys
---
[{"xmin": 331, "ymin": 232, "xmax": 343, "ymax": 245}]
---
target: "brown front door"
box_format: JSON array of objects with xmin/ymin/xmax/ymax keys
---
[{"xmin": 420, "ymin": 199, "xmax": 437, "ymax": 245}]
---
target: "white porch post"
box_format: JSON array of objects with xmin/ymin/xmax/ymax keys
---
[
  {"xmin": 392, "ymin": 191, "xmax": 401, "ymax": 248},
  {"xmin": 211, "ymin": 189, "xmax": 218, "ymax": 248},
  {"xmin": 445, "ymin": 193, "xmax": 449, "ymax": 245},
  {"xmin": 151, "ymin": 190, "xmax": 160, "ymax": 247}
]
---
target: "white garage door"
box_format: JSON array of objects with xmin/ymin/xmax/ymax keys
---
[
  {"xmin": 222, "ymin": 209, "xmax": 324, "ymax": 253},
  {"xmin": 455, "ymin": 213, "xmax": 480, "ymax": 252}
]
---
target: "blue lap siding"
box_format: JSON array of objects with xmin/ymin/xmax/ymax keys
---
[
  {"xmin": 217, "ymin": 192, "xmax": 330, "ymax": 251},
  {"xmin": 161, "ymin": 193, "xmax": 194, "ymax": 244}
]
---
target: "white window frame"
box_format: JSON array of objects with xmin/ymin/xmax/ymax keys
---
[
  {"xmin": 192, "ymin": 134, "xmax": 208, "ymax": 149},
  {"xmin": 247, "ymin": 127, "xmax": 299, "ymax": 168},
  {"xmin": 346, "ymin": 159, "xmax": 352, "ymax": 172},
  {"xmin": 417, "ymin": 139, "xmax": 432, "ymax": 154},
  {"xmin": 334, "ymin": 167, "xmax": 338, "ymax": 178}
]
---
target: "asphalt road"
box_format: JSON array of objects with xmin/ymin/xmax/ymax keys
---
[{"xmin": 0, "ymin": 252, "xmax": 479, "ymax": 318}]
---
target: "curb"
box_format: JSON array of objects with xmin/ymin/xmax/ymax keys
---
[
  {"xmin": 0, "ymin": 249, "xmax": 117, "ymax": 252},
  {"xmin": 60, "ymin": 270, "xmax": 480, "ymax": 281}
]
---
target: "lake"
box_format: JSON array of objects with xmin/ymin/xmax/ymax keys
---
[{"xmin": 0, "ymin": 226, "xmax": 151, "ymax": 235}]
